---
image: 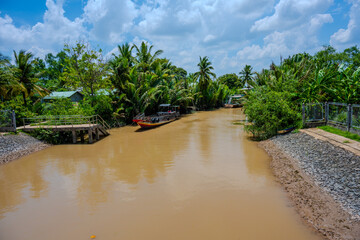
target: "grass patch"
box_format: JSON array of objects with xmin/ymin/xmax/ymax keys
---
[
  {"xmin": 318, "ymin": 125, "xmax": 360, "ymax": 142},
  {"xmin": 343, "ymin": 140, "xmax": 351, "ymax": 143}
]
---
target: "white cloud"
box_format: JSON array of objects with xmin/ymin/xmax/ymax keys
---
[
  {"xmin": 251, "ymin": 0, "xmax": 333, "ymax": 32},
  {"xmin": 0, "ymin": 0, "xmax": 347, "ymax": 75},
  {"xmin": 238, "ymin": 13, "xmax": 333, "ymax": 62},
  {"xmin": 0, "ymin": 0, "xmax": 86, "ymax": 56},
  {"xmin": 330, "ymin": 0, "xmax": 360, "ymax": 48},
  {"xmin": 84, "ymin": 0, "xmax": 138, "ymax": 44}
]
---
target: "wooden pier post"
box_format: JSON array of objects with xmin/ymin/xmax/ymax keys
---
[
  {"xmin": 95, "ymin": 128, "xmax": 99, "ymax": 140},
  {"xmin": 80, "ymin": 130, "xmax": 84, "ymax": 143},
  {"xmin": 88, "ymin": 129, "xmax": 93, "ymax": 144},
  {"xmin": 72, "ymin": 130, "xmax": 77, "ymax": 144}
]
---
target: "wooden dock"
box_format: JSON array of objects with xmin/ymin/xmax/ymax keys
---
[{"xmin": 18, "ymin": 115, "xmax": 110, "ymax": 144}]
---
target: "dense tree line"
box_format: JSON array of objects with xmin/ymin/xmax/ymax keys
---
[
  {"xmin": 242, "ymin": 46, "xmax": 360, "ymax": 139},
  {"xmin": 0, "ymin": 42, "xmax": 230, "ymax": 125}
]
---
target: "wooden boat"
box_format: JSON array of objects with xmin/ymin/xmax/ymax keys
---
[
  {"xmin": 136, "ymin": 104, "xmax": 180, "ymax": 129},
  {"xmin": 224, "ymin": 94, "xmax": 244, "ymax": 108},
  {"xmin": 132, "ymin": 113, "xmax": 145, "ymax": 123},
  {"xmin": 224, "ymin": 103, "xmax": 241, "ymax": 108},
  {"xmin": 137, "ymin": 117, "xmax": 177, "ymax": 128}
]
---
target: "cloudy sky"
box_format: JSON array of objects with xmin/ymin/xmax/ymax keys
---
[{"xmin": 0, "ymin": 0, "xmax": 359, "ymax": 75}]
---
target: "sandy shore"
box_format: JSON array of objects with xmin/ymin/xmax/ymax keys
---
[
  {"xmin": 0, "ymin": 132, "xmax": 50, "ymax": 164},
  {"xmin": 260, "ymin": 133, "xmax": 360, "ymax": 240}
]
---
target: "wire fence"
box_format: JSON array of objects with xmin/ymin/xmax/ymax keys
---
[
  {"xmin": 302, "ymin": 102, "xmax": 360, "ymax": 133},
  {"xmin": 0, "ymin": 110, "xmax": 16, "ymax": 132}
]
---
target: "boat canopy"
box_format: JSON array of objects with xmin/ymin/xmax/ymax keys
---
[
  {"xmin": 230, "ymin": 94, "xmax": 244, "ymax": 99},
  {"xmin": 159, "ymin": 104, "xmax": 171, "ymax": 107}
]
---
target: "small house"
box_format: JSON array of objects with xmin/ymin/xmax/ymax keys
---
[{"xmin": 42, "ymin": 91, "xmax": 84, "ymax": 103}]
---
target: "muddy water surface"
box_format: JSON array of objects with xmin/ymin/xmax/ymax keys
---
[{"xmin": 0, "ymin": 109, "xmax": 321, "ymax": 240}]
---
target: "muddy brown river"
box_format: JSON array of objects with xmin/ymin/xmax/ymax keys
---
[{"xmin": 0, "ymin": 109, "xmax": 321, "ymax": 240}]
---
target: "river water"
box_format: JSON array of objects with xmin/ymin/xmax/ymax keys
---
[{"xmin": 0, "ymin": 109, "xmax": 321, "ymax": 240}]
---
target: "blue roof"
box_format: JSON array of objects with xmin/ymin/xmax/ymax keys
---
[{"xmin": 43, "ymin": 91, "xmax": 83, "ymax": 100}]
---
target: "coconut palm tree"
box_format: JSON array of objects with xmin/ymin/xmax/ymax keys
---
[
  {"xmin": 194, "ymin": 56, "xmax": 216, "ymax": 109},
  {"xmin": 134, "ymin": 42, "xmax": 163, "ymax": 73},
  {"xmin": 12, "ymin": 50, "xmax": 48, "ymax": 105},
  {"xmin": 0, "ymin": 53, "xmax": 12, "ymax": 100},
  {"xmin": 239, "ymin": 65, "xmax": 254, "ymax": 88}
]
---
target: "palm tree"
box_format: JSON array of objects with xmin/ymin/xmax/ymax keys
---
[
  {"xmin": 195, "ymin": 56, "xmax": 216, "ymax": 90},
  {"xmin": 0, "ymin": 53, "xmax": 12, "ymax": 100},
  {"xmin": 12, "ymin": 50, "xmax": 48, "ymax": 105},
  {"xmin": 239, "ymin": 65, "xmax": 254, "ymax": 88},
  {"xmin": 194, "ymin": 56, "xmax": 216, "ymax": 109},
  {"xmin": 134, "ymin": 42, "xmax": 163, "ymax": 73}
]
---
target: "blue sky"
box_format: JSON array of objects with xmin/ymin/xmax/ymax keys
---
[{"xmin": 0, "ymin": 0, "xmax": 359, "ymax": 75}]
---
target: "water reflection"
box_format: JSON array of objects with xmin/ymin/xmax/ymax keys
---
[
  {"xmin": 0, "ymin": 109, "xmax": 321, "ymax": 240},
  {"xmin": 0, "ymin": 155, "xmax": 49, "ymax": 218}
]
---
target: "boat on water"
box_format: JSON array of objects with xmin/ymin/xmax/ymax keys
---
[
  {"xmin": 224, "ymin": 94, "xmax": 244, "ymax": 108},
  {"xmin": 224, "ymin": 103, "xmax": 241, "ymax": 108},
  {"xmin": 134, "ymin": 104, "xmax": 180, "ymax": 129}
]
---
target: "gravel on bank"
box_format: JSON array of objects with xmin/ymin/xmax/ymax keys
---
[
  {"xmin": 0, "ymin": 132, "xmax": 50, "ymax": 164},
  {"xmin": 260, "ymin": 132, "xmax": 360, "ymax": 240}
]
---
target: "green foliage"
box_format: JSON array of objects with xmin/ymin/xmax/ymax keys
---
[
  {"xmin": 41, "ymin": 97, "xmax": 98, "ymax": 119},
  {"xmin": 29, "ymin": 129, "xmax": 72, "ymax": 144},
  {"xmin": 12, "ymin": 50, "xmax": 48, "ymax": 106},
  {"xmin": 0, "ymin": 96, "xmax": 37, "ymax": 126},
  {"xmin": 218, "ymin": 73, "xmax": 242, "ymax": 89},
  {"xmin": 239, "ymin": 65, "xmax": 254, "ymax": 88},
  {"xmin": 318, "ymin": 125, "xmax": 360, "ymax": 142},
  {"xmin": 244, "ymin": 87, "xmax": 301, "ymax": 139},
  {"xmin": 61, "ymin": 43, "xmax": 110, "ymax": 99}
]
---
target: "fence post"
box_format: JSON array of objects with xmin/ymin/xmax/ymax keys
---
[
  {"xmin": 325, "ymin": 102, "xmax": 328, "ymax": 125},
  {"xmin": 347, "ymin": 104, "xmax": 352, "ymax": 132},
  {"xmin": 11, "ymin": 110, "xmax": 16, "ymax": 132},
  {"xmin": 302, "ymin": 103, "xmax": 306, "ymax": 127}
]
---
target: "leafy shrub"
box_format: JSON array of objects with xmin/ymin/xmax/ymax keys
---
[
  {"xmin": 243, "ymin": 87, "xmax": 301, "ymax": 139},
  {"xmin": 29, "ymin": 128, "xmax": 72, "ymax": 144},
  {"xmin": 0, "ymin": 96, "xmax": 37, "ymax": 126},
  {"xmin": 42, "ymin": 98, "xmax": 91, "ymax": 116},
  {"xmin": 81, "ymin": 94, "xmax": 113, "ymax": 121}
]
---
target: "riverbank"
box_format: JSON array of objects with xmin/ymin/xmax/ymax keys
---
[
  {"xmin": 260, "ymin": 132, "xmax": 360, "ymax": 240},
  {"xmin": 0, "ymin": 132, "xmax": 50, "ymax": 164}
]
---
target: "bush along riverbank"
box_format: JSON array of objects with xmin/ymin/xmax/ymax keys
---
[
  {"xmin": 260, "ymin": 132, "xmax": 360, "ymax": 240},
  {"xmin": 0, "ymin": 132, "xmax": 50, "ymax": 164}
]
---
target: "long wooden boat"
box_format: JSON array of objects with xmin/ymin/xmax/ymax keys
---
[
  {"xmin": 132, "ymin": 113, "xmax": 145, "ymax": 123},
  {"xmin": 135, "ymin": 104, "xmax": 180, "ymax": 129},
  {"xmin": 224, "ymin": 94, "xmax": 244, "ymax": 108},
  {"xmin": 224, "ymin": 103, "xmax": 241, "ymax": 108},
  {"xmin": 137, "ymin": 117, "xmax": 177, "ymax": 129}
]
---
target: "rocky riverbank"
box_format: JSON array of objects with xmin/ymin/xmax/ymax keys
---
[
  {"xmin": 260, "ymin": 132, "xmax": 360, "ymax": 240},
  {"xmin": 0, "ymin": 132, "xmax": 50, "ymax": 164}
]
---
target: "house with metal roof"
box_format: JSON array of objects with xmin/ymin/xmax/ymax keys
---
[{"xmin": 42, "ymin": 91, "xmax": 84, "ymax": 103}]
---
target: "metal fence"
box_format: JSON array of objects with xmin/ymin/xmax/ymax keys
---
[
  {"xmin": 302, "ymin": 102, "xmax": 360, "ymax": 133},
  {"xmin": 22, "ymin": 115, "xmax": 111, "ymax": 130},
  {"xmin": 0, "ymin": 110, "xmax": 16, "ymax": 132}
]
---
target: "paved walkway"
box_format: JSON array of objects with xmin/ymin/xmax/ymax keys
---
[{"xmin": 300, "ymin": 128, "xmax": 360, "ymax": 156}]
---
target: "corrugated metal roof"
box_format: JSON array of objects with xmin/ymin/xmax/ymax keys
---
[{"xmin": 43, "ymin": 91, "xmax": 82, "ymax": 99}]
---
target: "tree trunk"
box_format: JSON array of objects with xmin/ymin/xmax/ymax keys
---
[{"xmin": 22, "ymin": 92, "xmax": 27, "ymax": 106}]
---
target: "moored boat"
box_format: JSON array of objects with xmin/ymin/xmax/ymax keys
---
[
  {"xmin": 224, "ymin": 103, "xmax": 241, "ymax": 108},
  {"xmin": 136, "ymin": 104, "xmax": 180, "ymax": 129},
  {"xmin": 132, "ymin": 113, "xmax": 145, "ymax": 123},
  {"xmin": 224, "ymin": 94, "xmax": 244, "ymax": 108}
]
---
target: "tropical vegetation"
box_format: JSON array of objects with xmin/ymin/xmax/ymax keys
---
[
  {"xmin": 0, "ymin": 42, "xmax": 229, "ymax": 127},
  {"xmin": 242, "ymin": 46, "xmax": 360, "ymax": 139},
  {"xmin": 1, "ymin": 42, "xmax": 360, "ymax": 141}
]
